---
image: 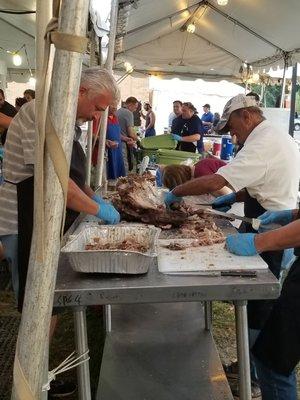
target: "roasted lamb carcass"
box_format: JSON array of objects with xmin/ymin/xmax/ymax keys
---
[
  {"xmin": 116, "ymin": 172, "xmax": 165, "ymax": 211},
  {"xmin": 112, "ymin": 173, "xmax": 189, "ymax": 228}
]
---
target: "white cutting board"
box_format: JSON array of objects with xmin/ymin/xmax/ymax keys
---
[{"xmin": 157, "ymin": 239, "xmax": 267, "ymax": 273}]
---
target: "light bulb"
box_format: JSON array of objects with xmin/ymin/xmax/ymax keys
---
[
  {"xmin": 252, "ymin": 73, "xmax": 260, "ymax": 83},
  {"xmin": 28, "ymin": 76, "xmax": 36, "ymax": 86},
  {"xmin": 13, "ymin": 53, "xmax": 22, "ymax": 66},
  {"xmin": 187, "ymin": 23, "xmax": 196, "ymax": 33},
  {"xmin": 124, "ymin": 61, "xmax": 133, "ymax": 73},
  {"xmin": 217, "ymin": 0, "xmax": 228, "ymax": 5}
]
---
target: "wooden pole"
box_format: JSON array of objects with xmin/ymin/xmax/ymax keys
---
[
  {"xmin": 95, "ymin": 0, "xmax": 119, "ymax": 189},
  {"xmin": 12, "ymin": 1, "xmax": 89, "ymax": 399}
]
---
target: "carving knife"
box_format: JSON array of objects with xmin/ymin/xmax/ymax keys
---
[
  {"xmin": 194, "ymin": 205, "xmax": 261, "ymax": 230},
  {"xmin": 194, "ymin": 205, "xmax": 281, "ymax": 231}
]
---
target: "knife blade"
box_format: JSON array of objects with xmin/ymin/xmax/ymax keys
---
[
  {"xmin": 194, "ymin": 205, "xmax": 282, "ymax": 231},
  {"xmin": 194, "ymin": 205, "xmax": 261, "ymax": 230}
]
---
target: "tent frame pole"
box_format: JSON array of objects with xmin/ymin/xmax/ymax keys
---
[
  {"xmin": 289, "ymin": 63, "xmax": 298, "ymax": 137},
  {"xmin": 12, "ymin": 2, "xmax": 89, "ymax": 399},
  {"xmin": 95, "ymin": 0, "xmax": 119, "ymax": 190}
]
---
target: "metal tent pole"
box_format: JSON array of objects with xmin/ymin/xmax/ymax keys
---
[
  {"xmin": 280, "ymin": 57, "xmax": 288, "ymax": 108},
  {"xmin": 289, "ymin": 63, "xmax": 298, "ymax": 137},
  {"xmin": 12, "ymin": 1, "xmax": 89, "ymax": 399},
  {"xmin": 85, "ymin": 30, "xmax": 98, "ymax": 185},
  {"xmin": 95, "ymin": 0, "xmax": 119, "ymax": 189}
]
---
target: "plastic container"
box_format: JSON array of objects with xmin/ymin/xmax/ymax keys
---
[
  {"xmin": 140, "ymin": 134, "xmax": 176, "ymax": 150},
  {"xmin": 220, "ymin": 135, "xmax": 234, "ymax": 160},
  {"xmin": 156, "ymin": 149, "xmax": 201, "ymax": 165}
]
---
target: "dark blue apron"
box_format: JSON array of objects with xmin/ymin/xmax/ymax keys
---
[
  {"xmin": 240, "ymin": 190, "xmax": 284, "ymax": 330},
  {"xmin": 17, "ymin": 139, "xmax": 86, "ymax": 312}
]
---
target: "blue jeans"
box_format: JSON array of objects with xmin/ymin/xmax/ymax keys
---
[
  {"xmin": 0, "ymin": 234, "xmax": 18, "ymax": 297},
  {"xmin": 254, "ymin": 357, "xmax": 297, "ymax": 400}
]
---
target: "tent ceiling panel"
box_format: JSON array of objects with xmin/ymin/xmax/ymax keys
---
[
  {"xmin": 119, "ymin": 30, "xmax": 241, "ymax": 78},
  {"xmin": 122, "ymin": 0, "xmax": 200, "ymax": 33},
  {"xmin": 0, "ymin": 0, "xmax": 35, "ymax": 78}
]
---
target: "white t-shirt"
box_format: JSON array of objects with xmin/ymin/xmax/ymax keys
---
[{"xmin": 216, "ymin": 120, "xmax": 300, "ymax": 211}]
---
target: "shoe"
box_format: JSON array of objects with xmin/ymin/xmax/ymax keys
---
[
  {"xmin": 223, "ymin": 362, "xmax": 261, "ymax": 398},
  {"xmin": 49, "ymin": 380, "xmax": 77, "ymax": 398},
  {"xmin": 227, "ymin": 377, "xmax": 261, "ymax": 398}
]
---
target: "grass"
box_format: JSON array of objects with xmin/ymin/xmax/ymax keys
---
[{"xmin": 1, "ymin": 285, "xmax": 300, "ymax": 399}]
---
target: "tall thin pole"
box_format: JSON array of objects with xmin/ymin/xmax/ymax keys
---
[
  {"xmin": 86, "ymin": 30, "xmax": 98, "ymax": 185},
  {"xmin": 289, "ymin": 63, "xmax": 298, "ymax": 137},
  {"xmin": 95, "ymin": 0, "xmax": 119, "ymax": 189},
  {"xmin": 280, "ymin": 57, "xmax": 288, "ymax": 108},
  {"xmin": 12, "ymin": 2, "xmax": 89, "ymax": 399}
]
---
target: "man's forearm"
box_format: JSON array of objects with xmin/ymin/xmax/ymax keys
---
[
  {"xmin": 67, "ymin": 179, "xmax": 98, "ymax": 215},
  {"xmin": 83, "ymin": 184, "xmax": 95, "ymax": 198},
  {"xmin": 181, "ymin": 133, "xmax": 200, "ymax": 142},
  {"xmin": 0, "ymin": 112, "xmax": 12, "ymax": 129},
  {"xmin": 173, "ymin": 174, "xmax": 227, "ymax": 196},
  {"xmin": 255, "ymin": 219, "xmax": 300, "ymax": 252}
]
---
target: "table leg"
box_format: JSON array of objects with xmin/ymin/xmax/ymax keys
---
[
  {"xmin": 234, "ymin": 300, "xmax": 251, "ymax": 400},
  {"xmin": 74, "ymin": 307, "xmax": 92, "ymax": 400},
  {"xmin": 204, "ymin": 301, "xmax": 212, "ymax": 331},
  {"xmin": 105, "ymin": 304, "xmax": 112, "ymax": 333}
]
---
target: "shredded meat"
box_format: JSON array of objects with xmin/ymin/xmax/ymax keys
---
[
  {"xmin": 85, "ymin": 237, "xmax": 149, "ymax": 253},
  {"xmin": 111, "ymin": 173, "xmax": 225, "ymax": 246},
  {"xmin": 163, "ymin": 242, "xmax": 187, "ymax": 251}
]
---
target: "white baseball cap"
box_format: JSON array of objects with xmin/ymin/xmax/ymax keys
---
[{"xmin": 216, "ymin": 94, "xmax": 258, "ymax": 133}]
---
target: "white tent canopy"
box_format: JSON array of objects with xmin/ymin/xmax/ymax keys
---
[
  {"xmin": 112, "ymin": 0, "xmax": 300, "ymax": 81},
  {"xmin": 1, "ymin": 1, "xmax": 300, "ymax": 83},
  {"xmin": 0, "ymin": 0, "xmax": 35, "ymax": 83}
]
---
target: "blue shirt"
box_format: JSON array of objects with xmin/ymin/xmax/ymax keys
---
[
  {"xmin": 201, "ymin": 111, "xmax": 214, "ymax": 133},
  {"xmin": 171, "ymin": 114, "xmax": 203, "ymax": 153}
]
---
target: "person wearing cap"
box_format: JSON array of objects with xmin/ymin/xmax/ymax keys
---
[
  {"xmin": 142, "ymin": 102, "xmax": 156, "ymax": 137},
  {"xmin": 171, "ymin": 102, "xmax": 203, "ymax": 153},
  {"xmin": 201, "ymin": 103, "xmax": 214, "ymax": 134},
  {"xmin": 164, "ymin": 93, "xmax": 300, "ymax": 395}
]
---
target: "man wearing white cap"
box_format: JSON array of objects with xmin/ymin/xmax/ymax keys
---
[{"xmin": 164, "ymin": 93, "xmax": 300, "ymax": 395}]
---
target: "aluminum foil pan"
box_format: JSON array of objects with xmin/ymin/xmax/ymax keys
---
[{"xmin": 61, "ymin": 224, "xmax": 161, "ymax": 274}]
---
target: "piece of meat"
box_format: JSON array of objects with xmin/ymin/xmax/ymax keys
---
[
  {"xmin": 116, "ymin": 173, "xmax": 165, "ymax": 211},
  {"xmin": 85, "ymin": 237, "xmax": 149, "ymax": 253}
]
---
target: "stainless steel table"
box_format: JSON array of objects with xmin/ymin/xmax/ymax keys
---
[{"xmin": 54, "ymin": 256, "xmax": 279, "ymax": 400}]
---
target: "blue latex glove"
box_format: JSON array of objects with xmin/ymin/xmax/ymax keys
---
[
  {"xmin": 96, "ymin": 203, "xmax": 120, "ymax": 225},
  {"xmin": 226, "ymin": 233, "xmax": 258, "ymax": 256},
  {"xmin": 172, "ymin": 133, "xmax": 182, "ymax": 142},
  {"xmin": 212, "ymin": 192, "xmax": 236, "ymax": 212},
  {"xmin": 92, "ymin": 194, "xmax": 106, "ymax": 205},
  {"xmin": 164, "ymin": 190, "xmax": 183, "ymax": 208},
  {"xmin": 258, "ymin": 210, "xmax": 293, "ymax": 227}
]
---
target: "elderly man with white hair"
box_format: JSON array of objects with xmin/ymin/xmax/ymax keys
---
[
  {"xmin": 164, "ymin": 93, "xmax": 300, "ymax": 397},
  {"xmin": 0, "ymin": 66, "xmax": 120, "ymax": 396}
]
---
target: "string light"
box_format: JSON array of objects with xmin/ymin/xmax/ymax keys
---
[
  {"xmin": 124, "ymin": 61, "xmax": 133, "ymax": 73},
  {"xmin": 186, "ymin": 23, "xmax": 196, "ymax": 33},
  {"xmin": 12, "ymin": 53, "xmax": 22, "ymax": 66},
  {"xmin": 217, "ymin": 0, "xmax": 228, "ymax": 5}
]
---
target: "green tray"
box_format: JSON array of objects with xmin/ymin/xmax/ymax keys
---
[
  {"xmin": 157, "ymin": 149, "xmax": 201, "ymax": 165},
  {"xmin": 140, "ymin": 134, "xmax": 176, "ymax": 150}
]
